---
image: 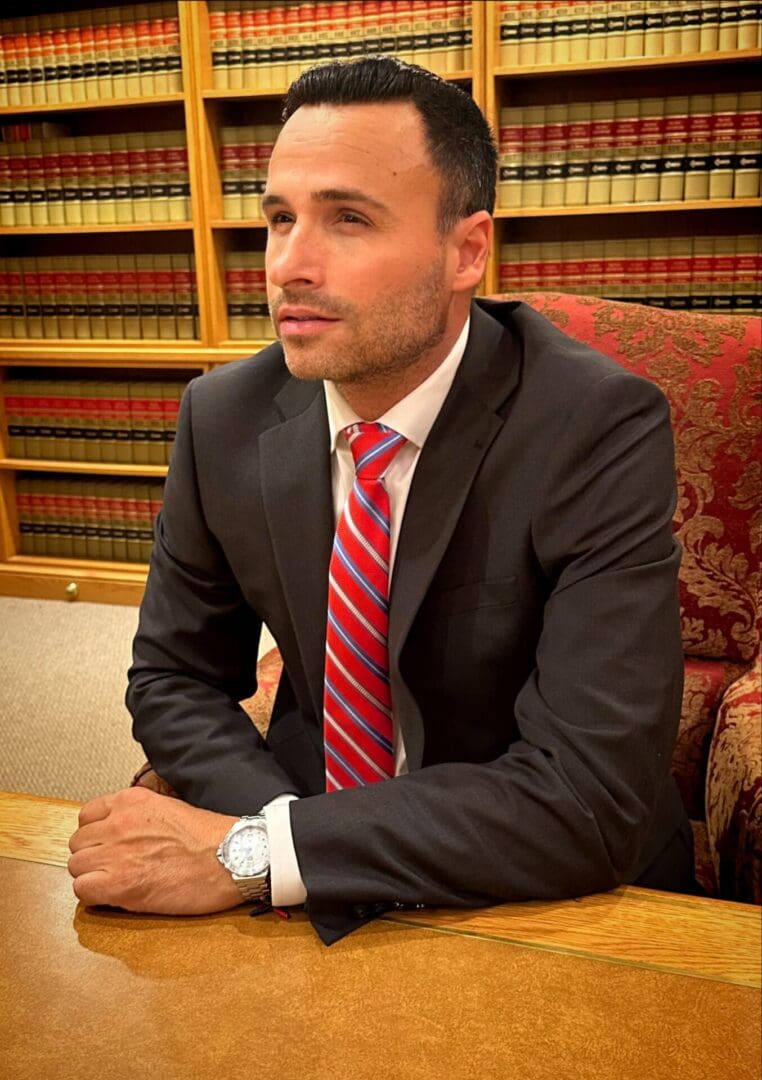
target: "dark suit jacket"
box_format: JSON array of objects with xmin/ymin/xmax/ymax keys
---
[{"xmin": 127, "ymin": 299, "xmax": 690, "ymax": 944}]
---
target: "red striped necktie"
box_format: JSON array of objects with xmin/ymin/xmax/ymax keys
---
[{"xmin": 323, "ymin": 422, "xmax": 407, "ymax": 792}]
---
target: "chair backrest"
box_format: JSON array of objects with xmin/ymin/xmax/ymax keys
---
[{"xmin": 495, "ymin": 293, "xmax": 762, "ymax": 666}]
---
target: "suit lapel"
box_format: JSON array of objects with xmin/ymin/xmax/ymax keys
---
[
  {"xmin": 389, "ymin": 301, "xmax": 522, "ymax": 767},
  {"xmin": 260, "ymin": 376, "xmax": 333, "ymax": 722}
]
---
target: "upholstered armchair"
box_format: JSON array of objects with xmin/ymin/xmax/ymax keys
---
[
  {"xmin": 500, "ymin": 292, "xmax": 761, "ymax": 904},
  {"xmin": 136, "ymin": 292, "xmax": 761, "ymax": 905}
]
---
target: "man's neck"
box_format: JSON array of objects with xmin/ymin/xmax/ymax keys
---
[{"xmin": 331, "ymin": 315, "xmax": 469, "ymax": 421}]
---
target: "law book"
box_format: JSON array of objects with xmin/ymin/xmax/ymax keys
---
[
  {"xmin": 680, "ymin": 0, "xmax": 702, "ymax": 54},
  {"xmin": 76, "ymin": 134, "xmax": 98, "ymax": 226},
  {"xmin": 161, "ymin": 380, "xmax": 183, "ymax": 464},
  {"xmin": 643, "ymin": 0, "xmax": 665, "ymax": 57},
  {"xmin": 542, "ymin": 103, "xmax": 568, "ymax": 208},
  {"xmin": 239, "ymin": 126, "xmax": 260, "ymax": 219},
  {"xmin": 710, "ymin": 236, "xmax": 735, "ymax": 311},
  {"xmin": 81, "ymin": 379, "xmax": 103, "ymax": 461},
  {"xmin": 284, "ymin": 1, "xmax": 301, "ymax": 84},
  {"xmin": 633, "ymin": 97, "xmax": 664, "ymax": 203},
  {"xmin": 226, "ymin": 254, "xmax": 247, "ymax": 340},
  {"xmin": 4, "ymin": 24, "xmax": 21, "ymax": 108},
  {"xmin": 8, "ymin": 139, "xmax": 31, "ymax": 227},
  {"xmin": 145, "ymin": 130, "xmax": 168, "ymax": 223},
  {"xmin": 107, "ymin": 380, "xmax": 133, "ymax": 464},
  {"xmin": 240, "ymin": 3, "xmax": 258, "ymax": 88},
  {"xmin": 23, "ymin": 258, "xmax": 43, "ymax": 340},
  {"xmin": 172, "ymin": 253, "xmax": 196, "ymax": 340},
  {"xmin": 628, "ymin": 237, "xmax": 652, "ymax": 305},
  {"xmin": 69, "ymin": 257, "xmax": 89, "ymax": 340},
  {"xmin": 392, "ymin": 0, "xmax": 414, "ymax": 65},
  {"xmin": 38, "ymin": 263, "xmax": 59, "ymax": 339},
  {"xmin": 134, "ymin": 4, "xmax": 154, "ymax": 95},
  {"xmin": 67, "ymin": 481, "xmax": 87, "ymax": 559},
  {"xmin": 521, "ymin": 104, "xmax": 546, "ymax": 208},
  {"xmin": 734, "ymin": 90, "xmax": 762, "ymax": 199},
  {"xmin": 93, "ymin": 9, "xmax": 114, "ymax": 100},
  {"xmin": 87, "ymin": 258, "xmax": 108, "ymax": 339},
  {"xmin": 92, "ymin": 134, "xmax": 115, "ymax": 225},
  {"xmin": 209, "ymin": 1, "xmax": 229, "ymax": 89},
  {"xmin": 149, "ymin": 2, "xmax": 170, "ymax": 94},
  {"xmin": 732, "ymin": 235, "xmax": 759, "ymax": 313},
  {"xmin": 104, "ymin": 479, "xmax": 127, "ymax": 561},
  {"xmin": 411, "ymin": 1, "xmax": 430, "ymax": 67},
  {"xmin": 661, "ymin": 1, "xmax": 682, "ymax": 55},
  {"xmin": 137, "ymin": 481, "xmax": 155, "ymax": 562},
  {"xmin": 244, "ymin": 250, "xmax": 269, "ymax": 339},
  {"xmin": 129, "ymin": 381, "xmax": 149, "ymax": 465},
  {"xmin": 605, "ymin": 0, "xmax": 627, "ymax": 58},
  {"xmin": 105, "ymin": 6, "xmax": 127, "ymax": 99},
  {"xmin": 0, "ymin": 144, "xmax": 13, "ymax": 227},
  {"xmin": 94, "ymin": 479, "xmax": 115, "ymax": 562},
  {"xmin": 533, "ymin": 0, "xmax": 555, "ymax": 65},
  {"xmin": 690, "ymin": 235, "xmax": 714, "ymax": 312},
  {"xmin": 220, "ymin": 125, "xmax": 243, "ymax": 220},
  {"xmin": 27, "ymin": 16, "xmax": 45, "ymax": 106},
  {"xmin": 550, "ymin": 0, "xmax": 572, "ymax": 64},
  {"xmin": 124, "ymin": 132, "xmax": 149, "ymax": 223},
  {"xmin": 52, "ymin": 257, "xmax": 75, "ymax": 339},
  {"xmin": 145, "ymin": 381, "xmax": 166, "ymax": 465},
  {"xmin": 658, "ymin": 95, "xmax": 688, "ymax": 202},
  {"xmin": 122, "ymin": 481, "xmax": 143, "ymax": 561},
  {"xmin": 121, "ymin": 9, "xmax": 142, "ymax": 98},
  {"xmin": 46, "ymin": 379, "xmax": 70, "ymax": 461},
  {"xmin": 708, "ymin": 92, "xmax": 739, "ymax": 200},
  {"xmin": 148, "ymin": 480, "xmax": 164, "ymax": 558},
  {"xmin": 78, "ymin": 8, "xmax": 98, "ymax": 102},
  {"xmin": 683, "ymin": 94, "xmax": 713, "ymax": 202},
  {"xmin": 717, "ymin": 0, "xmax": 739, "ymax": 50},
  {"xmin": 699, "ymin": 0, "xmax": 721, "ymax": 52},
  {"xmin": 270, "ymin": 2, "xmax": 291, "ymax": 87},
  {"xmin": 16, "ymin": 477, "xmax": 34, "ymax": 554},
  {"xmin": 588, "ymin": 100, "xmax": 614, "ymax": 205},
  {"xmin": 135, "ymin": 252, "xmax": 157, "ymax": 336},
  {"xmin": 43, "ymin": 137, "xmax": 65, "ymax": 226},
  {"xmin": 610, "ymin": 97, "xmax": 639, "ymax": 204},
  {"xmin": 4, "ymin": 378, "xmax": 27, "ymax": 457},
  {"xmin": 515, "ymin": 1, "xmax": 538, "ymax": 67},
  {"xmin": 66, "ymin": 379, "xmax": 87, "ymax": 460},
  {"xmin": 69, "ymin": 13, "xmax": 87, "ymax": 102},
  {"xmin": 569, "ymin": 0, "xmax": 592, "ymax": 64},
  {"xmin": 665, "ymin": 236, "xmax": 693, "ymax": 310},
  {"xmin": 167, "ymin": 129, "xmax": 190, "ymax": 221},
  {"xmin": 624, "ymin": 0, "xmax": 647, "ymax": 58},
  {"xmin": 736, "ymin": 0, "xmax": 760, "ymax": 48},
  {"xmin": 498, "ymin": 105, "xmax": 524, "ymax": 209},
  {"xmin": 14, "ymin": 17, "xmax": 33, "ymax": 107},
  {"xmin": 226, "ymin": 0, "xmax": 245, "ymax": 91},
  {"xmin": 163, "ymin": 1, "xmax": 183, "ymax": 91},
  {"xmin": 25, "ymin": 138, "xmax": 46, "ymax": 224},
  {"xmin": 7, "ymin": 258, "xmax": 27, "ymax": 338},
  {"xmin": 344, "ymin": 1, "xmax": 363, "ymax": 61},
  {"xmin": 154, "ymin": 253, "xmax": 177, "ymax": 339}
]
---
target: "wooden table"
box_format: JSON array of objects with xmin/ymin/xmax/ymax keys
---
[{"xmin": 1, "ymin": 790, "xmax": 760, "ymax": 1080}]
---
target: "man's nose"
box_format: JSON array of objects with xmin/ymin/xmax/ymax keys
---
[{"xmin": 266, "ymin": 223, "xmax": 324, "ymax": 290}]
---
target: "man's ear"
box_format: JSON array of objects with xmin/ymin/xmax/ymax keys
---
[{"xmin": 451, "ymin": 211, "xmax": 493, "ymax": 293}]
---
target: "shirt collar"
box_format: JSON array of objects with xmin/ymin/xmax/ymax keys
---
[{"xmin": 324, "ymin": 316, "xmax": 471, "ymax": 453}]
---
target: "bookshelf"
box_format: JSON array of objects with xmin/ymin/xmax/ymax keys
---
[
  {"xmin": 0, "ymin": 1, "xmax": 759, "ymax": 605},
  {"xmin": 484, "ymin": 4, "xmax": 762, "ymax": 298}
]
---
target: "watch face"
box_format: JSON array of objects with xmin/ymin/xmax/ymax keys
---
[{"xmin": 224, "ymin": 823, "xmax": 269, "ymax": 877}]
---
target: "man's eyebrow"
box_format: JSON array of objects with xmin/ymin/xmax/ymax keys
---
[{"xmin": 261, "ymin": 189, "xmax": 390, "ymax": 213}]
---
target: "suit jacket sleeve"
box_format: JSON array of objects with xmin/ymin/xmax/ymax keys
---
[
  {"xmin": 126, "ymin": 379, "xmax": 297, "ymax": 814},
  {"xmin": 290, "ymin": 369, "xmax": 685, "ymax": 943}
]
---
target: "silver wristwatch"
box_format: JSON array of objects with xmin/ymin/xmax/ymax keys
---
[{"xmin": 216, "ymin": 814, "xmax": 271, "ymax": 903}]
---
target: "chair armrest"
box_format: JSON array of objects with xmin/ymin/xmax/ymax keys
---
[{"xmin": 705, "ymin": 655, "xmax": 762, "ymax": 904}]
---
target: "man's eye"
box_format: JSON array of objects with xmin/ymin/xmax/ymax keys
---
[
  {"xmin": 338, "ymin": 211, "xmax": 368, "ymax": 225},
  {"xmin": 267, "ymin": 213, "xmax": 292, "ymax": 227}
]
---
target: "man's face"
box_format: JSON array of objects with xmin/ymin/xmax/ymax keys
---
[{"xmin": 264, "ymin": 101, "xmax": 458, "ymax": 390}]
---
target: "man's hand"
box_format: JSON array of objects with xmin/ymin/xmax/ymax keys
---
[{"xmin": 68, "ymin": 786, "xmax": 242, "ymax": 916}]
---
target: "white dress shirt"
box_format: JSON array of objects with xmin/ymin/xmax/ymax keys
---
[{"xmin": 263, "ymin": 317, "xmax": 471, "ymax": 906}]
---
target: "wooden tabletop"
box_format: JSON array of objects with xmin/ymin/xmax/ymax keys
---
[{"xmin": 1, "ymin": 790, "xmax": 760, "ymax": 1080}]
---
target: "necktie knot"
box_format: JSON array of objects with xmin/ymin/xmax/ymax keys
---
[{"xmin": 346, "ymin": 422, "xmax": 406, "ymax": 481}]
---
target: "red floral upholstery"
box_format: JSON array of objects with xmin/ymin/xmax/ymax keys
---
[{"xmin": 501, "ymin": 293, "xmax": 761, "ymax": 903}]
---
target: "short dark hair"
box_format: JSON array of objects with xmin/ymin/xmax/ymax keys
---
[{"xmin": 281, "ymin": 56, "xmax": 497, "ymax": 233}]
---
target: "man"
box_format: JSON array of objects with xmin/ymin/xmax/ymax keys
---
[{"xmin": 68, "ymin": 58, "xmax": 694, "ymax": 945}]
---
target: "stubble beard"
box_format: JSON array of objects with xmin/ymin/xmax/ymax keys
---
[{"xmin": 271, "ymin": 257, "xmax": 451, "ymax": 391}]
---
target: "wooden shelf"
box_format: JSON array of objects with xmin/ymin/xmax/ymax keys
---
[
  {"xmin": 0, "ymin": 459, "xmax": 168, "ymax": 478},
  {"xmin": 0, "ymin": 345, "xmax": 257, "ymax": 366},
  {"xmin": 495, "ymin": 198, "xmax": 762, "ymax": 219},
  {"xmin": 0, "ymin": 94, "xmax": 186, "ymax": 116},
  {"xmin": 211, "ymin": 219, "xmax": 267, "ymax": 229},
  {"xmin": 0, "ymin": 222, "xmax": 193, "ymax": 236},
  {"xmin": 494, "ymin": 48, "xmax": 762, "ymax": 79},
  {"xmin": 201, "ymin": 70, "xmax": 474, "ymax": 100}
]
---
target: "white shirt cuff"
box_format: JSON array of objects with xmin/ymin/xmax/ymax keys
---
[{"xmin": 262, "ymin": 793, "xmax": 307, "ymax": 907}]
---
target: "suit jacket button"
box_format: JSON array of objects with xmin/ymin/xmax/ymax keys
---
[{"xmin": 351, "ymin": 904, "xmax": 370, "ymax": 918}]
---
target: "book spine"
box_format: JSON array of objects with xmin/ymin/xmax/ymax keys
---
[
  {"xmin": 163, "ymin": 1, "xmax": 183, "ymax": 92},
  {"xmin": 542, "ymin": 102, "xmax": 568, "ymax": 208},
  {"xmin": 684, "ymin": 94, "xmax": 713, "ymax": 201},
  {"xmin": 659, "ymin": 95, "xmax": 689, "ymax": 202},
  {"xmin": 610, "ymin": 97, "xmax": 639, "ymax": 204},
  {"xmin": 220, "ymin": 126, "xmax": 242, "ymax": 220},
  {"xmin": 681, "ymin": 0, "xmax": 703, "ymax": 54},
  {"xmin": 634, "ymin": 97, "xmax": 664, "ymax": 202},
  {"xmin": 708, "ymin": 92, "xmax": 739, "ymax": 200},
  {"xmin": 734, "ymin": 91, "xmax": 762, "ymax": 198},
  {"xmin": 154, "ymin": 253, "xmax": 177, "ymax": 340},
  {"xmin": 588, "ymin": 100, "xmax": 614, "ymax": 205},
  {"xmin": 498, "ymin": 105, "xmax": 524, "ymax": 209}
]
